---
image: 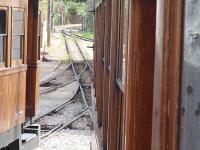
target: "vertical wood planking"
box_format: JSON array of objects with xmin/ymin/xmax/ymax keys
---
[
  {"xmin": 102, "ymin": 0, "xmax": 112, "ymax": 148},
  {"xmin": 107, "ymin": 0, "xmax": 121, "ymax": 149},
  {"xmin": 151, "ymin": 0, "xmax": 183, "ymax": 150},
  {"xmin": 26, "ymin": 0, "xmax": 40, "ymax": 117},
  {"xmin": 0, "ymin": 0, "xmax": 28, "ymax": 134},
  {"xmin": 0, "ymin": 67, "xmax": 26, "ymax": 134},
  {"xmin": 125, "ymin": 0, "xmax": 156, "ymax": 150}
]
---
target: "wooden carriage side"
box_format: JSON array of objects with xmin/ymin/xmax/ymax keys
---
[
  {"xmin": 0, "ymin": 0, "xmax": 28, "ymax": 134},
  {"xmin": 26, "ymin": 0, "xmax": 42, "ymax": 117}
]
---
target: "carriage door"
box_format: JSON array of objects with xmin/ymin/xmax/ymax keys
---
[{"xmin": 179, "ymin": 1, "xmax": 200, "ymax": 150}]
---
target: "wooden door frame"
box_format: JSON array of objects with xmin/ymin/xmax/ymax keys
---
[{"xmin": 151, "ymin": 0, "xmax": 183, "ymax": 150}]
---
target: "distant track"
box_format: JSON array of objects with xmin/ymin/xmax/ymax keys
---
[{"xmin": 36, "ymin": 29, "xmax": 94, "ymax": 139}]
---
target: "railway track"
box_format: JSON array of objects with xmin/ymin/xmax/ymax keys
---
[
  {"xmin": 40, "ymin": 31, "xmax": 93, "ymax": 94},
  {"xmin": 35, "ymin": 29, "xmax": 94, "ymax": 140}
]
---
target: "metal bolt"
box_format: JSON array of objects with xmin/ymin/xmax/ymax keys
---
[
  {"xmin": 195, "ymin": 103, "xmax": 200, "ymax": 116},
  {"xmin": 186, "ymin": 85, "xmax": 193, "ymax": 95},
  {"xmin": 181, "ymin": 107, "xmax": 185, "ymax": 116}
]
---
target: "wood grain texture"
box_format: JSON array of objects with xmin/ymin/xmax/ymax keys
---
[
  {"xmin": 107, "ymin": 0, "xmax": 121, "ymax": 149},
  {"xmin": 0, "ymin": 0, "xmax": 28, "ymax": 8},
  {"xmin": 151, "ymin": 0, "xmax": 183, "ymax": 150},
  {"xmin": 26, "ymin": 0, "xmax": 41, "ymax": 117},
  {"xmin": 0, "ymin": 66, "xmax": 26, "ymax": 134},
  {"xmin": 0, "ymin": 0, "xmax": 28, "ymax": 134},
  {"xmin": 95, "ymin": 4, "xmax": 105, "ymax": 127},
  {"xmin": 125, "ymin": 0, "xmax": 156, "ymax": 150},
  {"xmin": 102, "ymin": 0, "xmax": 112, "ymax": 148}
]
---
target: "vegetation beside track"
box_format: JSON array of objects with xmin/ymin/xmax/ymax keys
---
[{"xmin": 76, "ymin": 31, "xmax": 94, "ymax": 39}]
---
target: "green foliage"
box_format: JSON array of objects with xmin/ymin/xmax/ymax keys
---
[
  {"xmin": 43, "ymin": 0, "xmax": 48, "ymax": 18},
  {"xmin": 55, "ymin": 0, "xmax": 87, "ymax": 2},
  {"xmin": 54, "ymin": 0, "xmax": 86, "ymax": 16},
  {"xmin": 77, "ymin": 31, "xmax": 94, "ymax": 39},
  {"xmin": 66, "ymin": 2, "xmax": 86, "ymax": 15},
  {"xmin": 68, "ymin": 5, "xmax": 78, "ymax": 15}
]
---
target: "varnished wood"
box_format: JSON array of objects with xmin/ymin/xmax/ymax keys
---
[
  {"xmin": 107, "ymin": 0, "xmax": 121, "ymax": 149},
  {"xmin": 96, "ymin": 3, "xmax": 105, "ymax": 127},
  {"xmin": 0, "ymin": 0, "xmax": 28, "ymax": 8},
  {"xmin": 125, "ymin": 0, "xmax": 156, "ymax": 150},
  {"xmin": 26, "ymin": 0, "xmax": 41, "ymax": 117},
  {"xmin": 95, "ymin": 0, "xmax": 129, "ymax": 149},
  {"xmin": 0, "ymin": 69, "xmax": 26, "ymax": 134},
  {"xmin": 102, "ymin": 0, "xmax": 112, "ymax": 148},
  {"xmin": 0, "ymin": 0, "xmax": 28, "ymax": 134},
  {"xmin": 7, "ymin": 7, "xmax": 11, "ymax": 67},
  {"xmin": 151, "ymin": 0, "xmax": 183, "ymax": 150}
]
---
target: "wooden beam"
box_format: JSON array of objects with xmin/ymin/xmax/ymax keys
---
[
  {"xmin": 151, "ymin": 0, "xmax": 183, "ymax": 149},
  {"xmin": 125, "ymin": 0, "xmax": 156, "ymax": 149}
]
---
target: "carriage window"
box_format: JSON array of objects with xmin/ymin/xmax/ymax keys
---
[
  {"xmin": 12, "ymin": 10, "xmax": 24, "ymax": 61},
  {"xmin": 0, "ymin": 10, "xmax": 7, "ymax": 65},
  {"xmin": 117, "ymin": 0, "xmax": 129, "ymax": 87}
]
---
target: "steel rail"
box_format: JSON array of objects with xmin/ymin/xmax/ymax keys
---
[
  {"xmin": 40, "ymin": 107, "xmax": 89, "ymax": 140},
  {"xmin": 40, "ymin": 62, "xmax": 72, "ymax": 86},
  {"xmin": 34, "ymin": 88, "xmax": 79, "ymax": 122},
  {"xmin": 73, "ymin": 33, "xmax": 94, "ymax": 42},
  {"xmin": 73, "ymin": 37, "xmax": 94, "ymax": 73},
  {"xmin": 62, "ymin": 30, "xmax": 94, "ymax": 73},
  {"xmin": 37, "ymin": 29, "xmax": 93, "ymax": 139},
  {"xmin": 64, "ymin": 33, "xmax": 90, "ymax": 111}
]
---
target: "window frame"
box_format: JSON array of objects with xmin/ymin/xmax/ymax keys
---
[
  {"xmin": 11, "ymin": 8, "xmax": 25, "ymax": 66},
  {"xmin": 116, "ymin": 0, "xmax": 130, "ymax": 92},
  {"xmin": 0, "ymin": 6, "xmax": 8, "ymax": 68},
  {"xmin": 37, "ymin": 11, "xmax": 42, "ymax": 60}
]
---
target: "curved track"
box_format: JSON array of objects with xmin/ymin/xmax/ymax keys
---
[{"xmin": 35, "ymin": 29, "xmax": 94, "ymax": 139}]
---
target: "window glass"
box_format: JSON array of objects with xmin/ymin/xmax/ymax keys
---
[
  {"xmin": 13, "ymin": 11, "xmax": 24, "ymax": 34},
  {"xmin": 0, "ymin": 10, "xmax": 6, "ymax": 34},
  {"xmin": 12, "ymin": 10, "xmax": 24, "ymax": 61},
  {"xmin": 0, "ymin": 10, "xmax": 7, "ymax": 64},
  {"xmin": 12, "ymin": 36, "xmax": 21, "ymax": 60}
]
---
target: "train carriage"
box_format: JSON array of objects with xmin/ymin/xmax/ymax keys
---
[
  {"xmin": 0, "ymin": 0, "xmax": 42, "ymax": 149},
  {"xmin": 1, "ymin": 0, "xmax": 200, "ymax": 149}
]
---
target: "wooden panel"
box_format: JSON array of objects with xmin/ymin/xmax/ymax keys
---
[
  {"xmin": 125, "ymin": 0, "xmax": 156, "ymax": 150},
  {"xmin": 102, "ymin": 0, "xmax": 112, "ymax": 148},
  {"xmin": 95, "ymin": 4, "xmax": 105, "ymax": 127},
  {"xmin": 26, "ymin": 0, "xmax": 41, "ymax": 117},
  {"xmin": 151, "ymin": 0, "xmax": 183, "ymax": 150},
  {"xmin": 107, "ymin": 0, "xmax": 121, "ymax": 149},
  {"xmin": 0, "ymin": 66, "xmax": 26, "ymax": 134},
  {"xmin": 0, "ymin": 0, "xmax": 28, "ymax": 8},
  {"xmin": 151, "ymin": 0, "xmax": 164, "ymax": 149},
  {"xmin": 0, "ymin": 0, "xmax": 28, "ymax": 134}
]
